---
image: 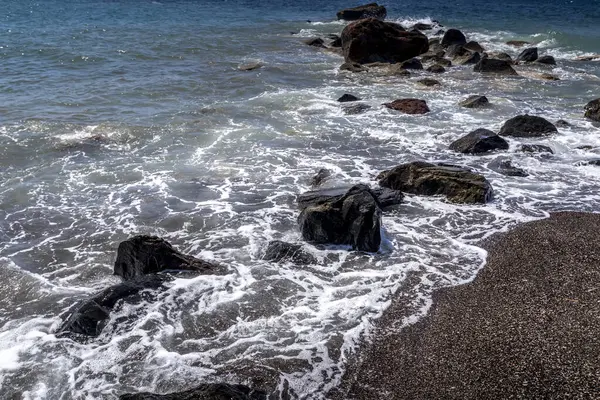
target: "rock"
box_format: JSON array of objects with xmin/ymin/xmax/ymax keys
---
[
  {"xmin": 412, "ymin": 23, "xmax": 433, "ymax": 31},
  {"xmin": 305, "ymin": 38, "xmax": 326, "ymax": 48},
  {"xmin": 119, "ymin": 383, "xmax": 268, "ymax": 400},
  {"xmin": 297, "ymin": 185, "xmax": 382, "ymax": 252},
  {"xmin": 58, "ymin": 274, "xmax": 173, "ymax": 338},
  {"xmin": 330, "ymin": 36, "xmax": 342, "ymax": 47},
  {"xmin": 449, "ymin": 128, "xmax": 509, "ymax": 154},
  {"xmin": 337, "ymin": 3, "xmax": 387, "ymax": 21},
  {"xmin": 506, "ymin": 40, "xmax": 531, "ymax": 47},
  {"xmin": 441, "ymin": 29, "xmax": 467, "ymax": 48},
  {"xmin": 263, "ymin": 241, "xmax": 317, "ymax": 265},
  {"xmin": 516, "ymin": 47, "xmax": 538, "ymax": 63},
  {"xmin": 454, "ymin": 51, "xmax": 481, "ymax": 65},
  {"xmin": 370, "ymin": 187, "xmax": 405, "ymax": 208},
  {"xmin": 463, "ymin": 41, "xmax": 484, "ymax": 53},
  {"xmin": 577, "ymin": 145, "xmax": 595, "ymax": 150},
  {"xmin": 340, "ymin": 62, "xmax": 368, "ymax": 72},
  {"xmin": 445, "ymin": 44, "xmax": 468, "ymax": 58},
  {"xmin": 386, "ymin": 64, "xmax": 411, "ymax": 76},
  {"xmin": 343, "ymin": 103, "xmax": 372, "ymax": 115},
  {"xmin": 499, "ymin": 115, "xmax": 558, "ymax": 138},
  {"xmin": 519, "ymin": 144, "xmax": 554, "ymax": 154},
  {"xmin": 338, "ymin": 93, "xmax": 360, "ymax": 102},
  {"xmin": 584, "ymin": 99, "xmax": 600, "ymax": 122},
  {"xmin": 238, "ymin": 62, "xmax": 262, "ymax": 71},
  {"xmin": 538, "ymin": 73, "xmax": 559, "ymax": 81},
  {"xmin": 384, "ymin": 98, "xmax": 430, "ymax": 114},
  {"xmin": 310, "ymin": 168, "xmax": 332, "ymax": 186},
  {"xmin": 488, "ymin": 157, "xmax": 529, "ymax": 177},
  {"xmin": 341, "ymin": 18, "xmax": 429, "ymax": 64},
  {"xmin": 378, "ymin": 161, "xmax": 493, "ymax": 204},
  {"xmin": 555, "ymin": 119, "xmax": 571, "ymax": 127},
  {"xmin": 400, "ymin": 58, "xmax": 423, "ymax": 70},
  {"xmin": 426, "ymin": 64, "xmax": 445, "ymax": 73},
  {"xmin": 459, "ymin": 95, "xmax": 489, "ymax": 109},
  {"xmin": 474, "ymin": 58, "xmax": 518, "ymax": 75},
  {"xmin": 114, "ymin": 235, "xmax": 223, "ymax": 281},
  {"xmin": 536, "ymin": 55, "xmax": 556, "ymax": 65},
  {"xmin": 487, "ymin": 52, "xmax": 513, "ymax": 62},
  {"xmin": 417, "ymin": 78, "xmax": 440, "ymax": 87},
  {"xmin": 579, "ymin": 160, "xmax": 600, "ymax": 166},
  {"xmin": 574, "ymin": 54, "xmax": 600, "ymax": 61}
]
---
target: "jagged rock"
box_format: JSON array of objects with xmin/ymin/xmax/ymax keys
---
[
  {"xmin": 427, "ymin": 64, "xmax": 446, "ymax": 73},
  {"xmin": 536, "ymin": 55, "xmax": 556, "ymax": 65},
  {"xmin": 297, "ymin": 185, "xmax": 383, "ymax": 252},
  {"xmin": 119, "ymin": 383, "xmax": 268, "ymax": 400},
  {"xmin": 506, "ymin": 40, "xmax": 530, "ymax": 47},
  {"xmin": 519, "ymin": 144, "xmax": 554, "ymax": 154},
  {"xmin": 378, "ymin": 161, "xmax": 493, "ymax": 204},
  {"xmin": 441, "ymin": 29, "xmax": 467, "ymax": 48},
  {"xmin": 474, "ymin": 58, "xmax": 518, "ymax": 75},
  {"xmin": 340, "ymin": 62, "xmax": 368, "ymax": 72},
  {"xmin": 384, "ymin": 98, "xmax": 430, "ymax": 114},
  {"xmin": 310, "ymin": 168, "xmax": 332, "ymax": 186},
  {"xmin": 305, "ymin": 38, "xmax": 326, "ymax": 48},
  {"xmin": 114, "ymin": 236, "xmax": 223, "ymax": 280},
  {"xmin": 263, "ymin": 241, "xmax": 317, "ymax": 265},
  {"xmin": 338, "ymin": 93, "xmax": 360, "ymax": 102},
  {"xmin": 341, "ymin": 18, "xmax": 429, "ymax": 64},
  {"xmin": 459, "ymin": 95, "xmax": 489, "ymax": 108},
  {"xmin": 449, "ymin": 128, "xmax": 509, "ymax": 154},
  {"xmin": 584, "ymin": 99, "xmax": 600, "ymax": 122},
  {"xmin": 516, "ymin": 47, "xmax": 538, "ymax": 63},
  {"xmin": 463, "ymin": 41, "xmax": 484, "ymax": 53},
  {"xmin": 417, "ymin": 78, "xmax": 440, "ymax": 87},
  {"xmin": 400, "ymin": 58, "xmax": 423, "ymax": 70},
  {"xmin": 343, "ymin": 103, "xmax": 372, "ymax": 115},
  {"xmin": 488, "ymin": 157, "xmax": 528, "ymax": 177},
  {"xmin": 337, "ymin": 3, "xmax": 387, "ymax": 21},
  {"xmin": 499, "ymin": 115, "xmax": 558, "ymax": 138}
]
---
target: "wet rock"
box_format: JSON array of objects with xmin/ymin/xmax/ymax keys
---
[
  {"xmin": 297, "ymin": 185, "xmax": 382, "ymax": 252},
  {"xmin": 337, "ymin": 93, "xmax": 360, "ymax": 102},
  {"xmin": 327, "ymin": 34, "xmax": 342, "ymax": 48},
  {"xmin": 463, "ymin": 41, "xmax": 484, "ymax": 53},
  {"xmin": 536, "ymin": 55, "xmax": 556, "ymax": 65},
  {"xmin": 114, "ymin": 235, "xmax": 223, "ymax": 281},
  {"xmin": 555, "ymin": 119, "xmax": 571, "ymax": 127},
  {"xmin": 341, "ymin": 18, "xmax": 429, "ymax": 64},
  {"xmin": 263, "ymin": 241, "xmax": 317, "ymax": 265},
  {"xmin": 454, "ymin": 51, "xmax": 481, "ymax": 65},
  {"xmin": 574, "ymin": 54, "xmax": 600, "ymax": 61},
  {"xmin": 370, "ymin": 187, "xmax": 405, "ymax": 208},
  {"xmin": 488, "ymin": 157, "xmax": 529, "ymax": 177},
  {"xmin": 506, "ymin": 40, "xmax": 530, "ymax": 47},
  {"xmin": 426, "ymin": 64, "xmax": 446, "ymax": 73},
  {"xmin": 238, "ymin": 62, "xmax": 262, "ymax": 71},
  {"xmin": 474, "ymin": 58, "xmax": 518, "ymax": 75},
  {"xmin": 337, "ymin": 3, "xmax": 387, "ymax": 21},
  {"xmin": 449, "ymin": 128, "xmax": 509, "ymax": 154},
  {"xmin": 412, "ymin": 23, "xmax": 433, "ymax": 31},
  {"xmin": 342, "ymin": 103, "xmax": 372, "ymax": 115},
  {"xmin": 499, "ymin": 115, "xmax": 558, "ymax": 138},
  {"xmin": 417, "ymin": 78, "xmax": 440, "ymax": 87},
  {"xmin": 310, "ymin": 168, "xmax": 332, "ymax": 186},
  {"xmin": 584, "ymin": 98, "xmax": 600, "ymax": 122},
  {"xmin": 385, "ymin": 64, "xmax": 411, "ymax": 76},
  {"xmin": 58, "ymin": 274, "xmax": 173, "ymax": 338},
  {"xmin": 378, "ymin": 161, "xmax": 493, "ymax": 204},
  {"xmin": 441, "ymin": 29, "xmax": 467, "ymax": 48},
  {"xmin": 519, "ymin": 144, "xmax": 554, "ymax": 154},
  {"xmin": 445, "ymin": 44, "xmax": 468, "ymax": 58},
  {"xmin": 516, "ymin": 47, "xmax": 538, "ymax": 63},
  {"xmin": 305, "ymin": 38, "xmax": 326, "ymax": 48},
  {"xmin": 579, "ymin": 159, "xmax": 600, "ymax": 166},
  {"xmin": 459, "ymin": 95, "xmax": 489, "ymax": 109},
  {"xmin": 340, "ymin": 62, "xmax": 367, "ymax": 72},
  {"xmin": 487, "ymin": 52, "xmax": 513, "ymax": 63},
  {"xmin": 538, "ymin": 73, "xmax": 559, "ymax": 81},
  {"xmin": 400, "ymin": 58, "xmax": 423, "ymax": 70},
  {"xmin": 384, "ymin": 98, "xmax": 430, "ymax": 114},
  {"xmin": 119, "ymin": 383, "xmax": 268, "ymax": 400}
]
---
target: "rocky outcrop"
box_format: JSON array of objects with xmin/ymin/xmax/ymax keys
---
[
  {"xmin": 297, "ymin": 185, "xmax": 384, "ymax": 252},
  {"xmin": 499, "ymin": 115, "xmax": 558, "ymax": 138},
  {"xmin": 449, "ymin": 129, "xmax": 509, "ymax": 154},
  {"xmin": 341, "ymin": 18, "xmax": 429, "ymax": 64},
  {"xmin": 536, "ymin": 55, "xmax": 556, "ymax": 65},
  {"xmin": 120, "ymin": 383, "xmax": 268, "ymax": 400},
  {"xmin": 338, "ymin": 93, "xmax": 360, "ymax": 102},
  {"xmin": 474, "ymin": 58, "xmax": 518, "ymax": 75},
  {"xmin": 441, "ymin": 29, "xmax": 467, "ymax": 48},
  {"xmin": 412, "ymin": 23, "xmax": 433, "ymax": 31},
  {"xmin": 516, "ymin": 47, "xmax": 538, "ymax": 63},
  {"xmin": 263, "ymin": 241, "xmax": 317, "ymax": 265},
  {"xmin": 519, "ymin": 144, "xmax": 554, "ymax": 154},
  {"xmin": 488, "ymin": 157, "xmax": 529, "ymax": 177},
  {"xmin": 584, "ymin": 99, "xmax": 600, "ymax": 122},
  {"xmin": 459, "ymin": 95, "xmax": 489, "ymax": 108},
  {"xmin": 378, "ymin": 161, "xmax": 493, "ymax": 204},
  {"xmin": 114, "ymin": 235, "xmax": 223, "ymax": 280},
  {"xmin": 337, "ymin": 3, "xmax": 387, "ymax": 21},
  {"xmin": 384, "ymin": 99, "xmax": 430, "ymax": 114}
]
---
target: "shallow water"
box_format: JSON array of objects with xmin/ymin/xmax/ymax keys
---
[{"xmin": 1, "ymin": 0, "xmax": 600, "ymax": 398}]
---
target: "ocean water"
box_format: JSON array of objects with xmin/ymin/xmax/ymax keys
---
[{"xmin": 1, "ymin": 0, "xmax": 600, "ymax": 398}]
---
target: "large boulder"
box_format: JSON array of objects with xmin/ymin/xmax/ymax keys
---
[
  {"xmin": 499, "ymin": 115, "xmax": 558, "ymax": 138},
  {"xmin": 516, "ymin": 47, "xmax": 538, "ymax": 63},
  {"xmin": 584, "ymin": 99, "xmax": 600, "ymax": 122},
  {"xmin": 337, "ymin": 3, "xmax": 387, "ymax": 21},
  {"xmin": 449, "ymin": 128, "xmax": 509, "ymax": 154},
  {"xmin": 378, "ymin": 161, "xmax": 493, "ymax": 204},
  {"xmin": 341, "ymin": 18, "xmax": 429, "ymax": 64},
  {"xmin": 384, "ymin": 98, "xmax": 430, "ymax": 114},
  {"xmin": 263, "ymin": 241, "xmax": 317, "ymax": 265},
  {"xmin": 441, "ymin": 29, "xmax": 467, "ymax": 48},
  {"xmin": 58, "ymin": 274, "xmax": 172, "ymax": 338},
  {"xmin": 120, "ymin": 383, "xmax": 267, "ymax": 400},
  {"xmin": 459, "ymin": 95, "xmax": 489, "ymax": 108},
  {"xmin": 114, "ymin": 235, "xmax": 224, "ymax": 280},
  {"xmin": 474, "ymin": 58, "xmax": 518, "ymax": 75},
  {"xmin": 297, "ymin": 185, "xmax": 385, "ymax": 252}
]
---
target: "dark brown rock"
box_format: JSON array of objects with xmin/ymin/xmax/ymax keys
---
[
  {"xmin": 384, "ymin": 98, "xmax": 430, "ymax": 114},
  {"xmin": 449, "ymin": 128, "xmax": 509, "ymax": 154},
  {"xmin": 336, "ymin": 3, "xmax": 387, "ymax": 21},
  {"xmin": 499, "ymin": 115, "xmax": 558, "ymax": 138}
]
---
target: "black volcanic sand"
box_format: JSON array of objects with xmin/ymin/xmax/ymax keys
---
[{"xmin": 332, "ymin": 212, "xmax": 600, "ymax": 399}]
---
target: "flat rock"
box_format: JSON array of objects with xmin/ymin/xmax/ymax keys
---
[
  {"xmin": 384, "ymin": 98, "xmax": 430, "ymax": 114},
  {"xmin": 337, "ymin": 3, "xmax": 387, "ymax": 21},
  {"xmin": 449, "ymin": 128, "xmax": 508, "ymax": 154},
  {"xmin": 120, "ymin": 383, "xmax": 268, "ymax": 400},
  {"xmin": 499, "ymin": 115, "xmax": 558, "ymax": 138},
  {"xmin": 459, "ymin": 95, "xmax": 489, "ymax": 108},
  {"xmin": 584, "ymin": 98, "xmax": 600, "ymax": 122},
  {"xmin": 263, "ymin": 241, "xmax": 317, "ymax": 265},
  {"xmin": 474, "ymin": 58, "xmax": 518, "ymax": 75}
]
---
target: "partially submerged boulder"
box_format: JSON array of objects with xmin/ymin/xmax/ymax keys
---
[
  {"xmin": 338, "ymin": 93, "xmax": 360, "ymax": 102},
  {"xmin": 474, "ymin": 58, "xmax": 518, "ymax": 75},
  {"xmin": 463, "ymin": 41, "xmax": 484, "ymax": 53},
  {"xmin": 263, "ymin": 241, "xmax": 317, "ymax": 265},
  {"xmin": 417, "ymin": 78, "xmax": 441, "ymax": 87},
  {"xmin": 341, "ymin": 18, "xmax": 429, "ymax": 64},
  {"xmin": 310, "ymin": 168, "xmax": 332, "ymax": 186},
  {"xmin": 584, "ymin": 99, "xmax": 600, "ymax": 122},
  {"xmin": 305, "ymin": 38, "xmax": 326, "ymax": 48},
  {"xmin": 384, "ymin": 98, "xmax": 430, "ymax": 114},
  {"xmin": 459, "ymin": 95, "xmax": 489, "ymax": 108},
  {"xmin": 449, "ymin": 128, "xmax": 509, "ymax": 154},
  {"xmin": 337, "ymin": 3, "xmax": 387, "ymax": 21},
  {"xmin": 488, "ymin": 157, "xmax": 529, "ymax": 177},
  {"xmin": 536, "ymin": 55, "xmax": 556, "ymax": 65},
  {"xmin": 499, "ymin": 115, "xmax": 558, "ymax": 138},
  {"xmin": 378, "ymin": 161, "xmax": 493, "ymax": 204},
  {"xmin": 454, "ymin": 51, "xmax": 481, "ymax": 65},
  {"xmin": 340, "ymin": 62, "xmax": 368, "ymax": 73},
  {"xmin": 441, "ymin": 29, "xmax": 467, "ymax": 48},
  {"xmin": 506, "ymin": 40, "xmax": 530, "ymax": 47},
  {"xmin": 426, "ymin": 64, "xmax": 446, "ymax": 73},
  {"xmin": 119, "ymin": 383, "xmax": 268, "ymax": 400},
  {"xmin": 519, "ymin": 144, "xmax": 554, "ymax": 154},
  {"xmin": 114, "ymin": 235, "xmax": 223, "ymax": 280},
  {"xmin": 343, "ymin": 103, "xmax": 372, "ymax": 115},
  {"xmin": 400, "ymin": 58, "xmax": 423, "ymax": 70},
  {"xmin": 516, "ymin": 47, "xmax": 538, "ymax": 63}
]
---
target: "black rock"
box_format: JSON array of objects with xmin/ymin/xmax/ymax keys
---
[
  {"xmin": 454, "ymin": 51, "xmax": 481, "ymax": 65},
  {"xmin": 400, "ymin": 58, "xmax": 423, "ymax": 70},
  {"xmin": 459, "ymin": 95, "xmax": 489, "ymax": 108},
  {"xmin": 310, "ymin": 168, "xmax": 332, "ymax": 186},
  {"xmin": 263, "ymin": 241, "xmax": 317, "ymax": 265},
  {"xmin": 114, "ymin": 235, "xmax": 223, "ymax": 281},
  {"xmin": 516, "ymin": 47, "xmax": 538, "ymax": 63},
  {"xmin": 474, "ymin": 58, "xmax": 518, "ymax": 75},
  {"xmin": 305, "ymin": 38, "xmax": 326, "ymax": 48},
  {"xmin": 370, "ymin": 187, "xmax": 405, "ymax": 208},
  {"xmin": 343, "ymin": 103, "xmax": 372, "ymax": 115},
  {"xmin": 119, "ymin": 383, "xmax": 268, "ymax": 400},
  {"xmin": 337, "ymin": 3, "xmax": 387, "ymax": 21},
  {"xmin": 297, "ymin": 185, "xmax": 382, "ymax": 252},
  {"xmin": 340, "ymin": 62, "xmax": 368, "ymax": 73},
  {"xmin": 449, "ymin": 128, "xmax": 509, "ymax": 154},
  {"xmin": 330, "ymin": 37, "xmax": 342, "ymax": 47},
  {"xmin": 584, "ymin": 99, "xmax": 600, "ymax": 122},
  {"xmin": 536, "ymin": 55, "xmax": 556, "ymax": 65},
  {"xmin": 519, "ymin": 144, "xmax": 554, "ymax": 154},
  {"xmin": 412, "ymin": 23, "xmax": 433, "ymax": 31},
  {"xmin": 499, "ymin": 115, "xmax": 558, "ymax": 138},
  {"xmin": 426, "ymin": 64, "xmax": 446, "ymax": 73},
  {"xmin": 338, "ymin": 93, "xmax": 360, "ymax": 102},
  {"xmin": 441, "ymin": 28, "xmax": 467, "ymax": 48},
  {"xmin": 488, "ymin": 157, "xmax": 529, "ymax": 177}
]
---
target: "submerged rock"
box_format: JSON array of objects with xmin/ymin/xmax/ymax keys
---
[
  {"xmin": 337, "ymin": 93, "xmax": 360, "ymax": 102},
  {"xmin": 417, "ymin": 78, "xmax": 440, "ymax": 87},
  {"xmin": 488, "ymin": 157, "xmax": 529, "ymax": 177},
  {"xmin": 384, "ymin": 98, "xmax": 430, "ymax": 114},
  {"xmin": 499, "ymin": 115, "xmax": 558, "ymax": 138},
  {"xmin": 555, "ymin": 119, "xmax": 571, "ymax": 128},
  {"xmin": 304, "ymin": 38, "xmax": 326, "ymax": 48},
  {"xmin": 238, "ymin": 62, "xmax": 262, "ymax": 71},
  {"xmin": 474, "ymin": 58, "xmax": 518, "ymax": 75},
  {"xmin": 519, "ymin": 144, "xmax": 554, "ymax": 154},
  {"xmin": 459, "ymin": 95, "xmax": 489, "ymax": 108},
  {"xmin": 441, "ymin": 29, "xmax": 467, "ymax": 48},
  {"xmin": 412, "ymin": 23, "xmax": 433, "ymax": 31},
  {"xmin": 342, "ymin": 103, "xmax": 372, "ymax": 115},
  {"xmin": 336, "ymin": 3, "xmax": 387, "ymax": 21},
  {"xmin": 516, "ymin": 47, "xmax": 538, "ymax": 63},
  {"xmin": 341, "ymin": 18, "xmax": 429, "ymax": 64},
  {"xmin": 263, "ymin": 241, "xmax": 317, "ymax": 265},
  {"xmin": 506, "ymin": 40, "xmax": 530, "ymax": 47},
  {"xmin": 536, "ymin": 55, "xmax": 556, "ymax": 65},
  {"xmin": 426, "ymin": 64, "xmax": 446, "ymax": 73},
  {"xmin": 339, "ymin": 62, "xmax": 368, "ymax": 73},
  {"xmin": 449, "ymin": 128, "xmax": 509, "ymax": 154},
  {"xmin": 119, "ymin": 383, "xmax": 268, "ymax": 400},
  {"xmin": 584, "ymin": 99, "xmax": 600, "ymax": 122},
  {"xmin": 538, "ymin": 73, "xmax": 560, "ymax": 81},
  {"xmin": 310, "ymin": 168, "xmax": 332, "ymax": 186},
  {"xmin": 114, "ymin": 235, "xmax": 223, "ymax": 280},
  {"xmin": 378, "ymin": 161, "xmax": 493, "ymax": 204}
]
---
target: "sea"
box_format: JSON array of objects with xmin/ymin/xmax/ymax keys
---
[{"xmin": 1, "ymin": 0, "xmax": 599, "ymax": 398}]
